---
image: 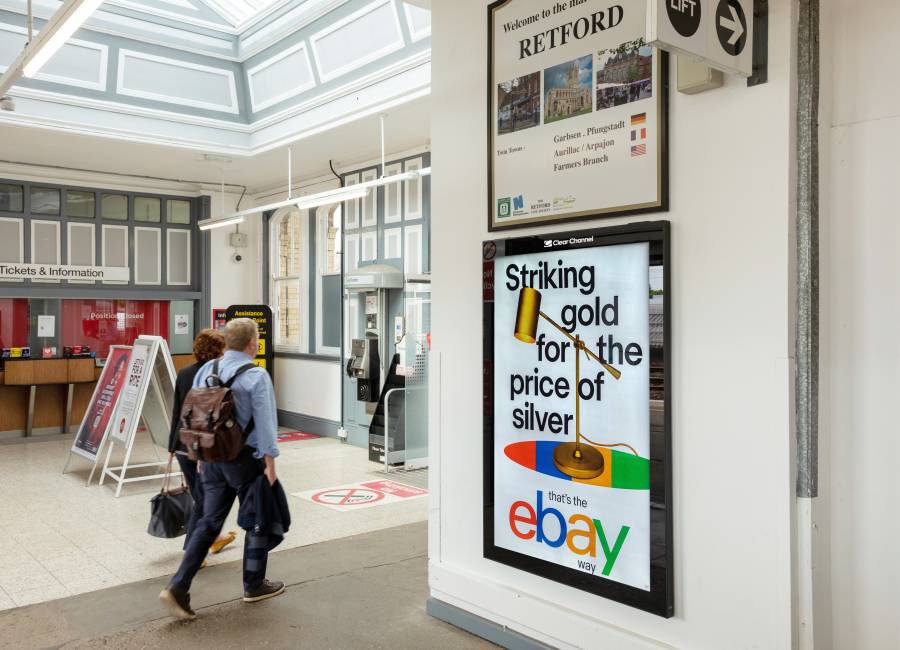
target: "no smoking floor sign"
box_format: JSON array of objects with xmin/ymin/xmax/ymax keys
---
[{"xmin": 294, "ymin": 480, "xmax": 428, "ymax": 512}]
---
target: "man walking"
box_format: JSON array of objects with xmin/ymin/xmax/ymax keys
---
[{"xmin": 159, "ymin": 318, "xmax": 283, "ymax": 620}]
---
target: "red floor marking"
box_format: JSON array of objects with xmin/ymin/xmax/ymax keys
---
[{"xmin": 278, "ymin": 431, "xmax": 320, "ymax": 443}]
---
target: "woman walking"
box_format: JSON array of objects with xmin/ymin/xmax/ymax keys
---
[{"xmin": 168, "ymin": 329, "xmax": 237, "ymax": 555}]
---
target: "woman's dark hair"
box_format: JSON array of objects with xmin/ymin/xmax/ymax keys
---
[{"xmin": 193, "ymin": 329, "xmax": 226, "ymax": 364}]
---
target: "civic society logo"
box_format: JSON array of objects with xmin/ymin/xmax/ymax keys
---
[{"xmin": 498, "ymin": 197, "xmax": 511, "ymax": 218}]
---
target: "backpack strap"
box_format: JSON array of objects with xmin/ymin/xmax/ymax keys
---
[
  {"xmin": 223, "ymin": 362, "xmax": 258, "ymax": 389},
  {"xmin": 204, "ymin": 359, "xmax": 223, "ymax": 387}
]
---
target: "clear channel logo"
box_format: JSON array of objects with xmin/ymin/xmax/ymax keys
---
[{"xmin": 543, "ymin": 236, "xmax": 596, "ymax": 248}]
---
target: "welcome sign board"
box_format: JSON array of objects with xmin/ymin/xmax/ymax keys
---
[
  {"xmin": 483, "ymin": 221, "xmax": 672, "ymax": 616},
  {"xmin": 489, "ymin": 0, "xmax": 668, "ymax": 230}
]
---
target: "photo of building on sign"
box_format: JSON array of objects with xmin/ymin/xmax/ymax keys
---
[
  {"xmin": 497, "ymin": 72, "xmax": 541, "ymax": 135},
  {"xmin": 543, "ymin": 55, "xmax": 593, "ymax": 124},
  {"xmin": 596, "ymin": 41, "xmax": 652, "ymax": 111}
]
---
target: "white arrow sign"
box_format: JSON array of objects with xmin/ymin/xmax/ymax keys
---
[{"xmin": 719, "ymin": 4, "xmax": 743, "ymax": 46}]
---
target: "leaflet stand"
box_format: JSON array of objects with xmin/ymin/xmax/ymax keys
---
[{"xmin": 100, "ymin": 336, "xmax": 180, "ymax": 497}]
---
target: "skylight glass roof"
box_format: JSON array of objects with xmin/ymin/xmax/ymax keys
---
[{"xmin": 199, "ymin": 0, "xmax": 287, "ymax": 26}]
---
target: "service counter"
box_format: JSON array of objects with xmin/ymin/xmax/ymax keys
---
[{"xmin": 0, "ymin": 354, "xmax": 195, "ymax": 438}]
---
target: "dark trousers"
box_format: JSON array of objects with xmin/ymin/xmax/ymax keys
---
[
  {"xmin": 175, "ymin": 454, "xmax": 203, "ymax": 549},
  {"xmin": 171, "ymin": 448, "xmax": 269, "ymax": 593}
]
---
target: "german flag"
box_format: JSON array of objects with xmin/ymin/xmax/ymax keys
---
[{"xmin": 630, "ymin": 112, "xmax": 646, "ymax": 126}]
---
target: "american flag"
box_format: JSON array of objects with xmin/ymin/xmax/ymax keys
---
[{"xmin": 631, "ymin": 144, "xmax": 646, "ymax": 157}]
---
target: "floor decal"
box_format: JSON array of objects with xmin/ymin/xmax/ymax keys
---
[
  {"xmin": 294, "ymin": 480, "xmax": 428, "ymax": 512},
  {"xmin": 278, "ymin": 431, "xmax": 320, "ymax": 443}
]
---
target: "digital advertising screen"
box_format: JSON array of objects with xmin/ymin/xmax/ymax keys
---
[{"xmin": 483, "ymin": 220, "xmax": 672, "ymax": 616}]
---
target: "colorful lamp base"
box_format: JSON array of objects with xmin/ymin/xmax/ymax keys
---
[{"xmin": 505, "ymin": 440, "xmax": 650, "ymax": 490}]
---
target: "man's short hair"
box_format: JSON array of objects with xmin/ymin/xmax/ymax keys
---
[{"xmin": 224, "ymin": 318, "xmax": 258, "ymax": 351}]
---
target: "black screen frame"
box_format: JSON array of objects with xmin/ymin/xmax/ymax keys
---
[{"xmin": 482, "ymin": 220, "xmax": 673, "ymax": 617}]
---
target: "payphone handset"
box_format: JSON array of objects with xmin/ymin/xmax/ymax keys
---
[
  {"xmin": 346, "ymin": 337, "xmax": 380, "ymax": 402},
  {"xmin": 347, "ymin": 338, "xmax": 374, "ymax": 378}
]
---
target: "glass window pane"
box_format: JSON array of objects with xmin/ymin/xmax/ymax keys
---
[
  {"xmin": 0, "ymin": 219, "xmax": 23, "ymax": 263},
  {"xmin": 33, "ymin": 222, "xmax": 60, "ymax": 264},
  {"xmin": 101, "ymin": 193, "xmax": 128, "ymax": 220},
  {"xmin": 135, "ymin": 229, "xmax": 160, "ymax": 284},
  {"xmin": 167, "ymin": 230, "xmax": 190, "ymax": 285},
  {"xmin": 31, "ymin": 187, "xmax": 61, "ymax": 215},
  {"xmin": 134, "ymin": 197, "xmax": 161, "ymax": 223},
  {"xmin": 325, "ymin": 206, "xmax": 342, "ymax": 274},
  {"xmin": 167, "ymin": 199, "xmax": 191, "ymax": 224},
  {"xmin": 68, "ymin": 224, "xmax": 94, "ymax": 266},
  {"xmin": 0, "ymin": 184, "xmax": 24, "ymax": 212},
  {"xmin": 60, "ymin": 300, "xmax": 170, "ymax": 359},
  {"xmin": 66, "ymin": 191, "xmax": 95, "ymax": 218},
  {"xmin": 276, "ymin": 281, "xmax": 299, "ymax": 346},
  {"xmin": 102, "ymin": 226, "xmax": 128, "ymax": 284},
  {"xmin": 275, "ymin": 211, "xmax": 302, "ymax": 278}
]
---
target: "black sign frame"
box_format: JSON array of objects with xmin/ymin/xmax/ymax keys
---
[{"xmin": 487, "ymin": 0, "xmax": 670, "ymax": 232}]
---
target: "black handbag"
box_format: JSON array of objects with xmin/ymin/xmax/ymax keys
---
[{"xmin": 148, "ymin": 457, "xmax": 194, "ymax": 539}]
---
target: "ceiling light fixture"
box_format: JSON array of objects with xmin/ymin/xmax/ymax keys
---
[
  {"xmin": 0, "ymin": 0, "xmax": 105, "ymax": 96},
  {"xmin": 23, "ymin": 0, "xmax": 105, "ymax": 77},
  {"xmin": 198, "ymin": 215, "xmax": 245, "ymax": 231},
  {"xmin": 196, "ymin": 167, "xmax": 431, "ymax": 231}
]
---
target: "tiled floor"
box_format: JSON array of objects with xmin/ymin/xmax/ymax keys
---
[{"xmin": 0, "ymin": 431, "xmax": 427, "ymax": 611}]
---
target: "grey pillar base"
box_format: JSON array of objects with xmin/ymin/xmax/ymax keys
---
[{"xmin": 426, "ymin": 597, "xmax": 555, "ymax": 650}]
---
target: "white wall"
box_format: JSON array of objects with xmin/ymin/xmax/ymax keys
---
[
  {"xmin": 274, "ymin": 356, "xmax": 341, "ymax": 423},
  {"xmin": 208, "ymin": 190, "xmax": 263, "ymax": 317},
  {"xmin": 429, "ymin": 2, "xmax": 797, "ymax": 649},
  {"xmin": 822, "ymin": 1, "xmax": 900, "ymax": 648}
]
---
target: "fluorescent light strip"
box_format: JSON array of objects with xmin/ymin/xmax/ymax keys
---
[
  {"xmin": 198, "ymin": 215, "xmax": 245, "ymax": 231},
  {"xmin": 22, "ymin": 0, "xmax": 106, "ymax": 78},
  {"xmin": 197, "ymin": 167, "xmax": 431, "ymax": 230}
]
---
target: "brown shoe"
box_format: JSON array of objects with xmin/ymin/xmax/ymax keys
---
[
  {"xmin": 209, "ymin": 531, "xmax": 237, "ymax": 555},
  {"xmin": 159, "ymin": 585, "xmax": 197, "ymax": 620},
  {"xmin": 243, "ymin": 579, "xmax": 285, "ymax": 603}
]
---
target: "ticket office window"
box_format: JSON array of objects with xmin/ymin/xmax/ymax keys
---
[
  {"xmin": 0, "ymin": 299, "xmax": 185, "ymax": 359},
  {"xmin": 60, "ymin": 299, "xmax": 171, "ymax": 359}
]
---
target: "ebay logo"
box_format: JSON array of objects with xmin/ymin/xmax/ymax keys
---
[{"xmin": 509, "ymin": 490, "xmax": 630, "ymax": 576}]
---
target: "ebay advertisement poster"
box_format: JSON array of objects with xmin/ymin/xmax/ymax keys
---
[{"xmin": 492, "ymin": 241, "xmax": 651, "ymax": 591}]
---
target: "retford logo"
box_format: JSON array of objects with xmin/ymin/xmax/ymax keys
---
[{"xmin": 543, "ymin": 236, "xmax": 595, "ymax": 248}]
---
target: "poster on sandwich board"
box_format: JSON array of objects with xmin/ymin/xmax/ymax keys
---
[
  {"xmin": 108, "ymin": 336, "xmax": 176, "ymax": 449},
  {"xmin": 483, "ymin": 221, "xmax": 672, "ymax": 616},
  {"xmin": 488, "ymin": 0, "xmax": 668, "ymax": 230},
  {"xmin": 70, "ymin": 345, "xmax": 132, "ymax": 461}
]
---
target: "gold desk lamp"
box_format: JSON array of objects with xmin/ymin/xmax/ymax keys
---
[{"xmin": 514, "ymin": 286, "xmax": 622, "ymax": 479}]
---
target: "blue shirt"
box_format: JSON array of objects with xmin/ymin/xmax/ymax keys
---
[{"xmin": 193, "ymin": 349, "xmax": 280, "ymax": 460}]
